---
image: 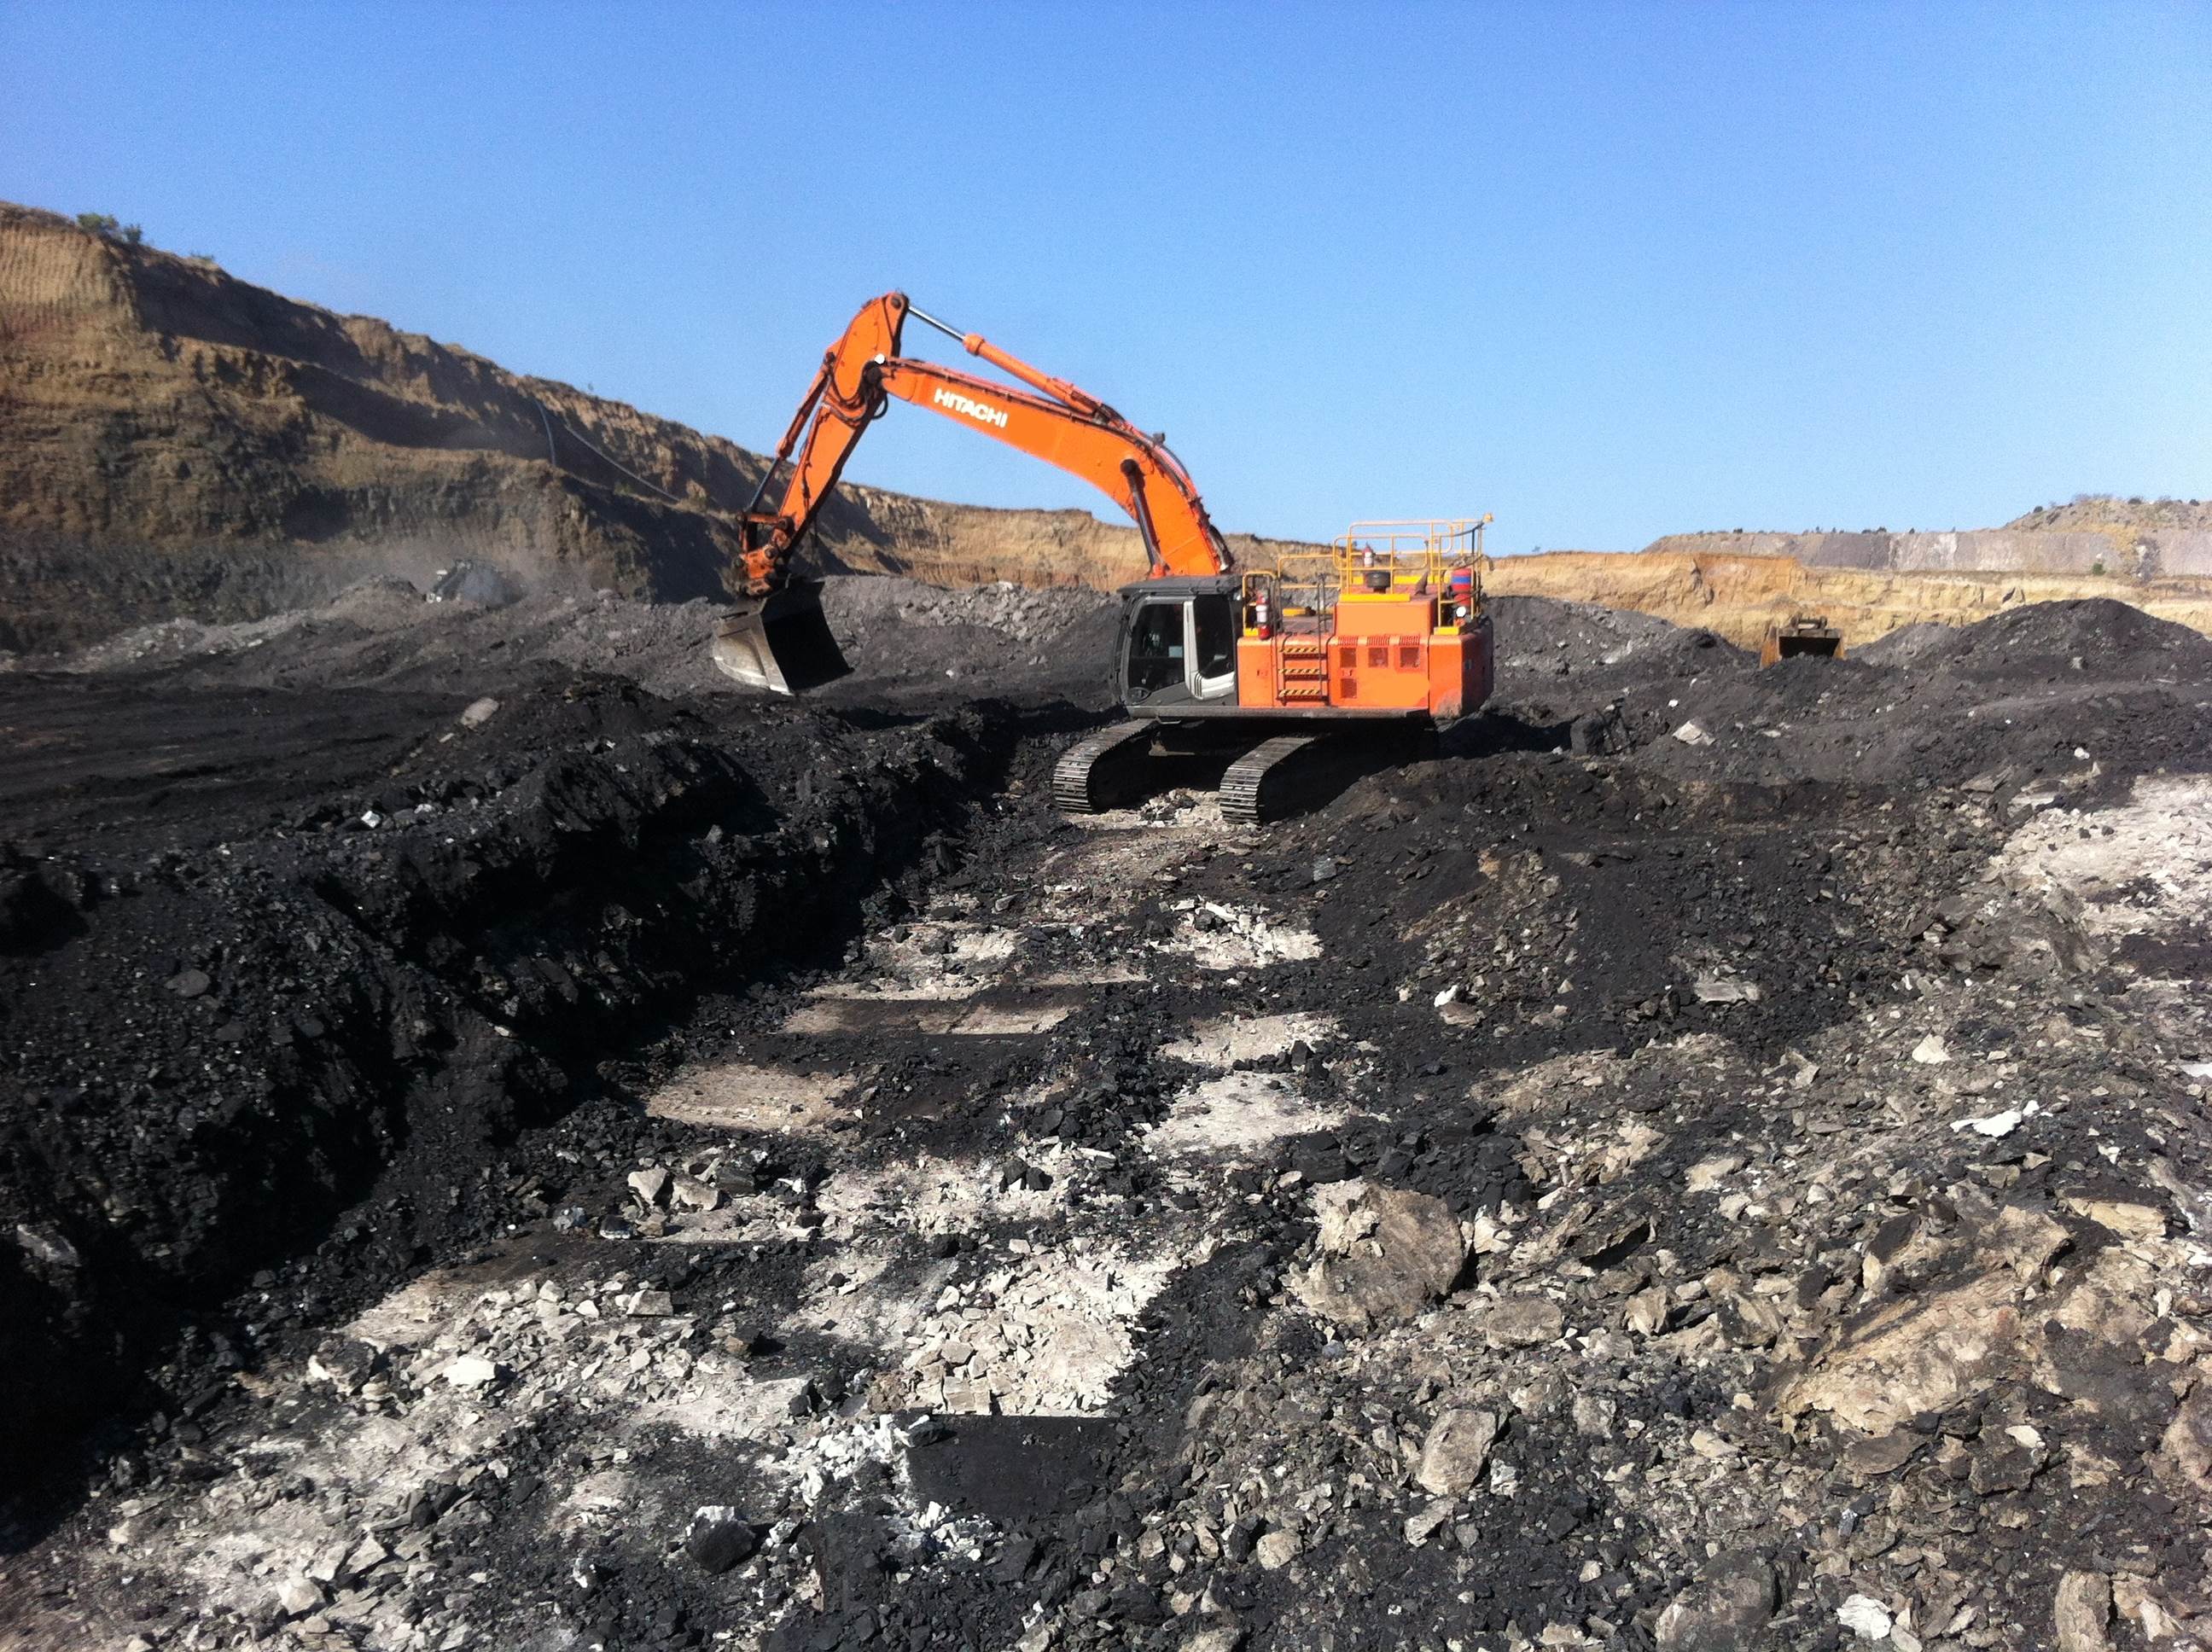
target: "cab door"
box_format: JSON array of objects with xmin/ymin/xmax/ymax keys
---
[
  {"xmin": 1124, "ymin": 598, "xmax": 1196, "ymax": 707},
  {"xmin": 1190, "ymin": 592, "xmax": 1237, "ymax": 701}
]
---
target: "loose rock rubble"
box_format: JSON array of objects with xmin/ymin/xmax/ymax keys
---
[{"xmin": 3, "ymin": 591, "xmax": 2209, "ymax": 1652}]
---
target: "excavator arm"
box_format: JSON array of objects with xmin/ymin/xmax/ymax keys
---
[
  {"xmin": 714, "ymin": 291, "xmax": 1231, "ymax": 691},
  {"xmin": 874, "ymin": 357, "xmax": 1226, "ymax": 576}
]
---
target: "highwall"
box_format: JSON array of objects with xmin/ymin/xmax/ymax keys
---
[
  {"xmin": 1648, "ymin": 528, "xmax": 2212, "ymax": 579},
  {"xmin": 1486, "ymin": 549, "xmax": 2212, "ymax": 651}
]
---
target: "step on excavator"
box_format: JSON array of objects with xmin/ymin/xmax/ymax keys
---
[{"xmin": 713, "ymin": 292, "xmax": 1496, "ymax": 822}]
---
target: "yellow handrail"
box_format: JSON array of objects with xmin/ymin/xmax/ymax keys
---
[
  {"xmin": 1332, "ymin": 518, "xmax": 1489, "ymax": 596},
  {"xmin": 1240, "ymin": 517, "xmax": 1491, "ymax": 634}
]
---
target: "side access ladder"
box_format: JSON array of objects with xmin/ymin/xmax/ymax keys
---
[{"xmin": 1272, "ymin": 635, "xmax": 1330, "ymax": 705}]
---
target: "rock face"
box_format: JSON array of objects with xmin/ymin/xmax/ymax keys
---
[
  {"xmin": 1486, "ymin": 547, "xmax": 2212, "ymax": 654},
  {"xmin": 0, "ymin": 201, "xmax": 1304, "ymax": 650},
  {"xmin": 1650, "ymin": 494, "xmax": 2212, "ymax": 578}
]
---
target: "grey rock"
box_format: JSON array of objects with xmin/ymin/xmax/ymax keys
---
[
  {"xmin": 1969, "ymin": 1440, "xmax": 2040, "ymax": 1495},
  {"xmin": 1482, "ymin": 1296, "xmax": 1566, "ymax": 1348},
  {"xmin": 14, "ymin": 1224, "xmax": 81, "ymax": 1270},
  {"xmin": 1253, "ymin": 1529, "xmax": 1300, "ymax": 1570},
  {"xmin": 1656, "ymin": 1551, "xmax": 1778, "ymax": 1650},
  {"xmin": 274, "ymin": 1577, "xmax": 323, "ymax": 1618},
  {"xmin": 1180, "ymin": 1621, "xmax": 1247, "ymax": 1652},
  {"xmin": 1415, "ymin": 1409, "xmax": 1500, "ymax": 1496},
  {"xmin": 1293, "ymin": 1179, "xmax": 1466, "ymax": 1331},
  {"xmin": 1570, "ymin": 705, "xmax": 1629, "ymax": 755}
]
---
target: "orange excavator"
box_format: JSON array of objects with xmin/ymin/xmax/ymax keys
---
[{"xmin": 713, "ymin": 291, "xmax": 1495, "ymax": 822}]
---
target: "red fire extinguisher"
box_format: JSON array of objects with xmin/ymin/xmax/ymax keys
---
[{"xmin": 1253, "ymin": 585, "xmax": 1272, "ymax": 639}]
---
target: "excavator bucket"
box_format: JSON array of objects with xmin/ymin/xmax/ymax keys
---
[
  {"xmin": 710, "ymin": 583, "xmax": 851, "ymax": 694},
  {"xmin": 1760, "ymin": 614, "xmax": 1844, "ymax": 667}
]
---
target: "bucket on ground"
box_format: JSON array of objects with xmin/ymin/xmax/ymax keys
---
[{"xmin": 1761, "ymin": 614, "xmax": 1844, "ymax": 667}]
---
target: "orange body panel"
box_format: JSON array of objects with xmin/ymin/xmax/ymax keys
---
[
  {"xmin": 1234, "ymin": 602, "xmax": 1493, "ymax": 719},
  {"xmin": 1324, "ymin": 595, "xmax": 1435, "ymax": 709},
  {"xmin": 1429, "ymin": 614, "xmax": 1494, "ymax": 718},
  {"xmin": 1234, "ymin": 632, "xmax": 1336, "ymax": 708},
  {"xmin": 1329, "ymin": 631, "xmax": 1434, "ymax": 708},
  {"xmin": 1330, "ymin": 594, "xmax": 1433, "ymax": 637},
  {"xmin": 1235, "ymin": 637, "xmax": 1286, "ymax": 708},
  {"xmin": 1427, "ymin": 633, "xmax": 1467, "ymax": 718}
]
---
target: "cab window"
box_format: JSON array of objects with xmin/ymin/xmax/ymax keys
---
[
  {"xmin": 1127, "ymin": 602, "xmax": 1185, "ymax": 693},
  {"xmin": 1192, "ymin": 593, "xmax": 1235, "ymax": 679}
]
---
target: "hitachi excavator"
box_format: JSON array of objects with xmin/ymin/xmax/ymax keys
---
[{"xmin": 713, "ymin": 291, "xmax": 1495, "ymax": 822}]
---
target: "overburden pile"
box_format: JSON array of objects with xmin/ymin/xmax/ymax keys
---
[{"xmin": 3, "ymin": 582, "xmax": 2209, "ymax": 1652}]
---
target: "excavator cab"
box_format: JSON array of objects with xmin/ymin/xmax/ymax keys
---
[
  {"xmin": 711, "ymin": 582, "xmax": 851, "ymax": 694},
  {"xmin": 1116, "ymin": 578, "xmax": 1241, "ymax": 708}
]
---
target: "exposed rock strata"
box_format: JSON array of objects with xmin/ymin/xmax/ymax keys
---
[{"xmin": 8, "ymin": 201, "xmax": 2209, "ymax": 662}]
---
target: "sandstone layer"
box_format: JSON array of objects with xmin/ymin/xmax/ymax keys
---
[{"xmin": 1485, "ymin": 549, "xmax": 2212, "ymax": 654}]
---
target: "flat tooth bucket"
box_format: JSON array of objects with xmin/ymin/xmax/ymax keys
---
[{"xmin": 711, "ymin": 583, "xmax": 850, "ymax": 694}]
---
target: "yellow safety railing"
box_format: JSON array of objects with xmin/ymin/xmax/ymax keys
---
[
  {"xmin": 1334, "ymin": 518, "xmax": 1490, "ymax": 597},
  {"xmin": 1240, "ymin": 517, "xmax": 1491, "ymax": 636}
]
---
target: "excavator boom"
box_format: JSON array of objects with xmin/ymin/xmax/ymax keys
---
[{"xmin": 713, "ymin": 292, "xmax": 1230, "ymax": 690}]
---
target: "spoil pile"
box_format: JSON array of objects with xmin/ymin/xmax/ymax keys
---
[
  {"xmin": 3, "ymin": 590, "xmax": 2209, "ymax": 1652},
  {"xmin": 30, "ymin": 572, "xmax": 1122, "ymax": 708},
  {"xmin": 0, "ymin": 659, "xmax": 1026, "ymax": 1507}
]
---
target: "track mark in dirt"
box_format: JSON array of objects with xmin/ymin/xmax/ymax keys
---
[
  {"xmin": 1161, "ymin": 1010, "xmax": 1339, "ymax": 1067},
  {"xmin": 645, "ymin": 1064, "xmax": 859, "ymax": 1135},
  {"xmin": 1144, "ymin": 1070, "xmax": 1348, "ymax": 1168}
]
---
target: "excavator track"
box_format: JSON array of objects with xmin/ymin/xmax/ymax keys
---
[
  {"xmin": 1220, "ymin": 726, "xmax": 1439, "ymax": 824},
  {"xmin": 1052, "ymin": 721, "xmax": 1158, "ymax": 814},
  {"xmin": 1220, "ymin": 734, "xmax": 1331, "ymax": 825},
  {"xmin": 1060, "ymin": 724, "xmax": 1434, "ymax": 823}
]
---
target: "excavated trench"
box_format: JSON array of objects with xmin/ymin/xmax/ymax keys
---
[
  {"xmin": 0, "ymin": 675, "xmax": 1068, "ymax": 1513},
  {"xmin": 5, "ymin": 590, "xmax": 2212, "ymax": 1652}
]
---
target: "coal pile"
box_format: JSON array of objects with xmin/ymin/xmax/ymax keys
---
[{"xmin": 3, "ymin": 588, "xmax": 2209, "ymax": 1652}]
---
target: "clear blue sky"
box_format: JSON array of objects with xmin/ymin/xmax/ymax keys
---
[{"xmin": 7, "ymin": 2, "xmax": 2209, "ymax": 551}]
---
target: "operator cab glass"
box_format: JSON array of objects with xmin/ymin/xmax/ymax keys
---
[
  {"xmin": 1125, "ymin": 594, "xmax": 1238, "ymax": 704},
  {"xmin": 1191, "ymin": 594, "xmax": 1235, "ymax": 683},
  {"xmin": 1126, "ymin": 602, "xmax": 1186, "ymax": 695}
]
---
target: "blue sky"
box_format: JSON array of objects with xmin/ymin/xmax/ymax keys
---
[{"xmin": 6, "ymin": 2, "xmax": 2209, "ymax": 551}]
